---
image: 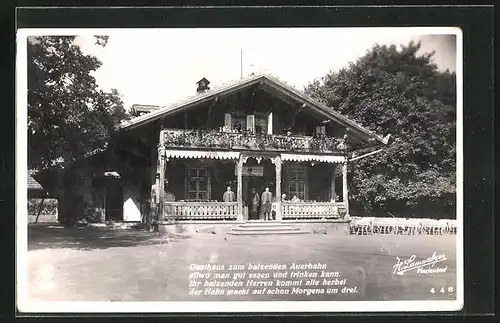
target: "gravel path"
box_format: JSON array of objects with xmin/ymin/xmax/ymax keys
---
[{"xmin": 27, "ymin": 225, "xmax": 457, "ymax": 302}]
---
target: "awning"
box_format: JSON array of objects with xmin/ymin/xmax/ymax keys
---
[
  {"xmin": 281, "ymin": 153, "xmax": 345, "ymax": 164},
  {"xmin": 165, "ymin": 150, "xmax": 240, "ymax": 160}
]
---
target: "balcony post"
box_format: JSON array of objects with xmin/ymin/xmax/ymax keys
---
[
  {"xmin": 272, "ymin": 155, "xmax": 282, "ymax": 221},
  {"xmin": 331, "ymin": 164, "xmax": 338, "ymax": 202},
  {"xmin": 342, "ymin": 161, "xmax": 350, "ymax": 219},
  {"xmin": 236, "ymin": 155, "xmax": 245, "ymax": 222},
  {"xmin": 157, "ymin": 144, "xmax": 166, "ymax": 222}
]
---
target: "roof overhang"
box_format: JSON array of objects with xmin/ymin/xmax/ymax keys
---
[{"xmin": 119, "ymin": 74, "xmax": 389, "ymax": 146}]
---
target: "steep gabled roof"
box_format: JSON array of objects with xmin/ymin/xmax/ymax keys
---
[
  {"xmin": 119, "ymin": 74, "xmax": 389, "ymax": 145},
  {"xmin": 27, "ymin": 170, "xmax": 43, "ymax": 190}
]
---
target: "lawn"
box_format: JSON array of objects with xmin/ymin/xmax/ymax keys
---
[{"xmin": 27, "ymin": 225, "xmax": 457, "ymax": 302}]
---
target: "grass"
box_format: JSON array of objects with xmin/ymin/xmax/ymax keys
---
[{"xmin": 27, "ymin": 225, "xmax": 457, "ymax": 302}]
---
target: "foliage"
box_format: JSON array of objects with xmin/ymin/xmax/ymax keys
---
[
  {"xmin": 28, "ymin": 198, "xmax": 58, "ymax": 215},
  {"xmin": 28, "ymin": 36, "xmax": 130, "ymax": 171},
  {"xmin": 305, "ymin": 41, "xmax": 456, "ymax": 217},
  {"xmin": 27, "ymin": 36, "xmax": 130, "ymax": 224},
  {"xmin": 162, "ymin": 129, "xmax": 344, "ymax": 153}
]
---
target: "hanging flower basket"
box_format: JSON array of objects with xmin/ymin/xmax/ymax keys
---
[{"xmin": 162, "ymin": 129, "xmax": 345, "ymax": 153}]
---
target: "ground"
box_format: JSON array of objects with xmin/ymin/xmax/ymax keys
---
[{"xmin": 27, "ymin": 225, "xmax": 457, "ymax": 303}]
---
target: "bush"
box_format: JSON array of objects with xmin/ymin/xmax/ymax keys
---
[{"xmin": 28, "ymin": 198, "xmax": 58, "ymax": 215}]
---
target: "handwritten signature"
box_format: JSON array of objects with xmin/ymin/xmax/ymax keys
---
[{"xmin": 392, "ymin": 252, "xmax": 447, "ymax": 276}]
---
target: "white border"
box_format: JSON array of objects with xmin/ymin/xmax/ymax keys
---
[{"xmin": 16, "ymin": 27, "xmax": 464, "ymax": 313}]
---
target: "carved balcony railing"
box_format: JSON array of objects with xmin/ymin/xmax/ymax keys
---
[
  {"xmin": 163, "ymin": 200, "xmax": 346, "ymax": 221},
  {"xmin": 280, "ymin": 201, "xmax": 347, "ymax": 220},
  {"xmin": 161, "ymin": 129, "xmax": 346, "ymax": 153},
  {"xmin": 164, "ymin": 201, "xmax": 238, "ymax": 220}
]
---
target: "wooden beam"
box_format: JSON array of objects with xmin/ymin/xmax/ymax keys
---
[
  {"xmin": 259, "ymin": 82, "xmax": 298, "ymax": 107},
  {"xmin": 236, "ymin": 156, "xmax": 244, "ymax": 221},
  {"xmin": 342, "ymin": 162, "xmax": 349, "ymax": 219},
  {"xmin": 273, "ymin": 156, "xmax": 282, "ymax": 221},
  {"xmin": 330, "ymin": 165, "xmax": 337, "ymax": 201},
  {"xmin": 157, "ymin": 145, "xmax": 166, "ymax": 223}
]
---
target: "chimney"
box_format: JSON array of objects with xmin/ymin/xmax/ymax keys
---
[{"xmin": 196, "ymin": 77, "xmax": 210, "ymax": 93}]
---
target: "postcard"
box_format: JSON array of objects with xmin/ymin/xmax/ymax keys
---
[{"xmin": 17, "ymin": 26, "xmax": 463, "ymax": 313}]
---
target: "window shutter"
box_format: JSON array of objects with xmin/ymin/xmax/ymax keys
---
[
  {"xmin": 224, "ymin": 113, "xmax": 232, "ymax": 130},
  {"xmin": 267, "ymin": 112, "xmax": 273, "ymax": 134},
  {"xmin": 246, "ymin": 115, "xmax": 255, "ymax": 133}
]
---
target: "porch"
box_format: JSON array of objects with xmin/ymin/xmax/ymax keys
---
[
  {"xmin": 163, "ymin": 201, "xmax": 348, "ymax": 221},
  {"xmin": 153, "ymin": 126, "xmax": 352, "ymax": 228}
]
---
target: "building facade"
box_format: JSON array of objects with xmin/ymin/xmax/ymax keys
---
[{"xmin": 93, "ymin": 74, "xmax": 389, "ymax": 226}]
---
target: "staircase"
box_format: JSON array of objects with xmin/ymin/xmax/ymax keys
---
[{"xmin": 227, "ymin": 221, "xmax": 310, "ymax": 236}]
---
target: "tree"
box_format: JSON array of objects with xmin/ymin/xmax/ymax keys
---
[
  {"xmin": 305, "ymin": 41, "xmax": 456, "ymax": 218},
  {"xmin": 27, "ymin": 36, "xmax": 130, "ymax": 223}
]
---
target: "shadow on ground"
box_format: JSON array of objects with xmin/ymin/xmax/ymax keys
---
[{"xmin": 28, "ymin": 224, "xmax": 189, "ymax": 251}]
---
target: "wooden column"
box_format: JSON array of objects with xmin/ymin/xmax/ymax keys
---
[
  {"xmin": 236, "ymin": 155, "xmax": 245, "ymax": 222},
  {"xmin": 148, "ymin": 141, "xmax": 157, "ymax": 224},
  {"xmin": 331, "ymin": 164, "xmax": 338, "ymax": 201},
  {"xmin": 342, "ymin": 161, "xmax": 349, "ymax": 219},
  {"xmin": 272, "ymin": 155, "xmax": 282, "ymax": 221},
  {"xmin": 157, "ymin": 144, "xmax": 166, "ymax": 222}
]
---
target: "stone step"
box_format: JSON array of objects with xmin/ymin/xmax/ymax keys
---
[
  {"xmin": 231, "ymin": 226, "xmax": 300, "ymax": 232},
  {"xmin": 227, "ymin": 229, "xmax": 310, "ymax": 236},
  {"xmin": 241, "ymin": 222, "xmax": 291, "ymax": 227}
]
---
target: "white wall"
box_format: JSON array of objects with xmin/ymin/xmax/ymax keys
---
[{"xmin": 122, "ymin": 185, "xmax": 142, "ymax": 222}]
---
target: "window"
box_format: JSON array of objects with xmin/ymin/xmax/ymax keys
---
[
  {"xmin": 229, "ymin": 113, "xmax": 269, "ymax": 133},
  {"xmin": 246, "ymin": 115, "xmax": 255, "ymax": 132},
  {"xmin": 255, "ymin": 116, "xmax": 268, "ymax": 134},
  {"xmin": 288, "ymin": 164, "xmax": 307, "ymax": 200},
  {"xmin": 187, "ymin": 167, "xmax": 209, "ymax": 200},
  {"xmin": 224, "ymin": 113, "xmax": 232, "ymax": 131},
  {"xmin": 315, "ymin": 125, "xmax": 326, "ymax": 136},
  {"xmin": 232, "ymin": 115, "xmax": 246, "ymax": 133}
]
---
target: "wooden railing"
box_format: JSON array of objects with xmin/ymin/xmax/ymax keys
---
[
  {"xmin": 281, "ymin": 202, "xmax": 346, "ymax": 220},
  {"xmin": 164, "ymin": 201, "xmax": 239, "ymax": 220},
  {"xmin": 163, "ymin": 201, "xmax": 347, "ymax": 221}
]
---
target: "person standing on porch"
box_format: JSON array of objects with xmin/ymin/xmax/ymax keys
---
[
  {"xmin": 251, "ymin": 188, "xmax": 260, "ymax": 220},
  {"xmin": 261, "ymin": 187, "xmax": 273, "ymax": 221},
  {"xmin": 149, "ymin": 183, "xmax": 157, "ymax": 225},
  {"xmin": 223, "ymin": 186, "xmax": 235, "ymax": 202}
]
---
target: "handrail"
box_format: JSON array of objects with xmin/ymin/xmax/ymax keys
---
[{"xmin": 164, "ymin": 201, "xmax": 239, "ymax": 220}]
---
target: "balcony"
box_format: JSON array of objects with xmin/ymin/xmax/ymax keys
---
[{"xmin": 161, "ymin": 129, "xmax": 346, "ymax": 154}]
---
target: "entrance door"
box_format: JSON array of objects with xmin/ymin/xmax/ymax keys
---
[
  {"xmin": 243, "ymin": 176, "xmax": 266, "ymax": 220},
  {"xmin": 105, "ymin": 179, "xmax": 123, "ymax": 221}
]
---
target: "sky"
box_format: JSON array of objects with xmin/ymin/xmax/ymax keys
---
[{"xmin": 74, "ymin": 28, "xmax": 458, "ymax": 110}]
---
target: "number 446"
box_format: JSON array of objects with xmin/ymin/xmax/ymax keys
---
[{"xmin": 430, "ymin": 287, "xmax": 454, "ymax": 293}]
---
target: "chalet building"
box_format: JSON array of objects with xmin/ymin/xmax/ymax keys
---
[{"xmin": 89, "ymin": 74, "xmax": 389, "ymax": 231}]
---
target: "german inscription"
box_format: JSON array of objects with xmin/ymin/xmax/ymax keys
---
[{"xmin": 188, "ymin": 263, "xmax": 361, "ymax": 298}]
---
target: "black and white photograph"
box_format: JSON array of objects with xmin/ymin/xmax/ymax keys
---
[{"xmin": 16, "ymin": 27, "xmax": 463, "ymax": 313}]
